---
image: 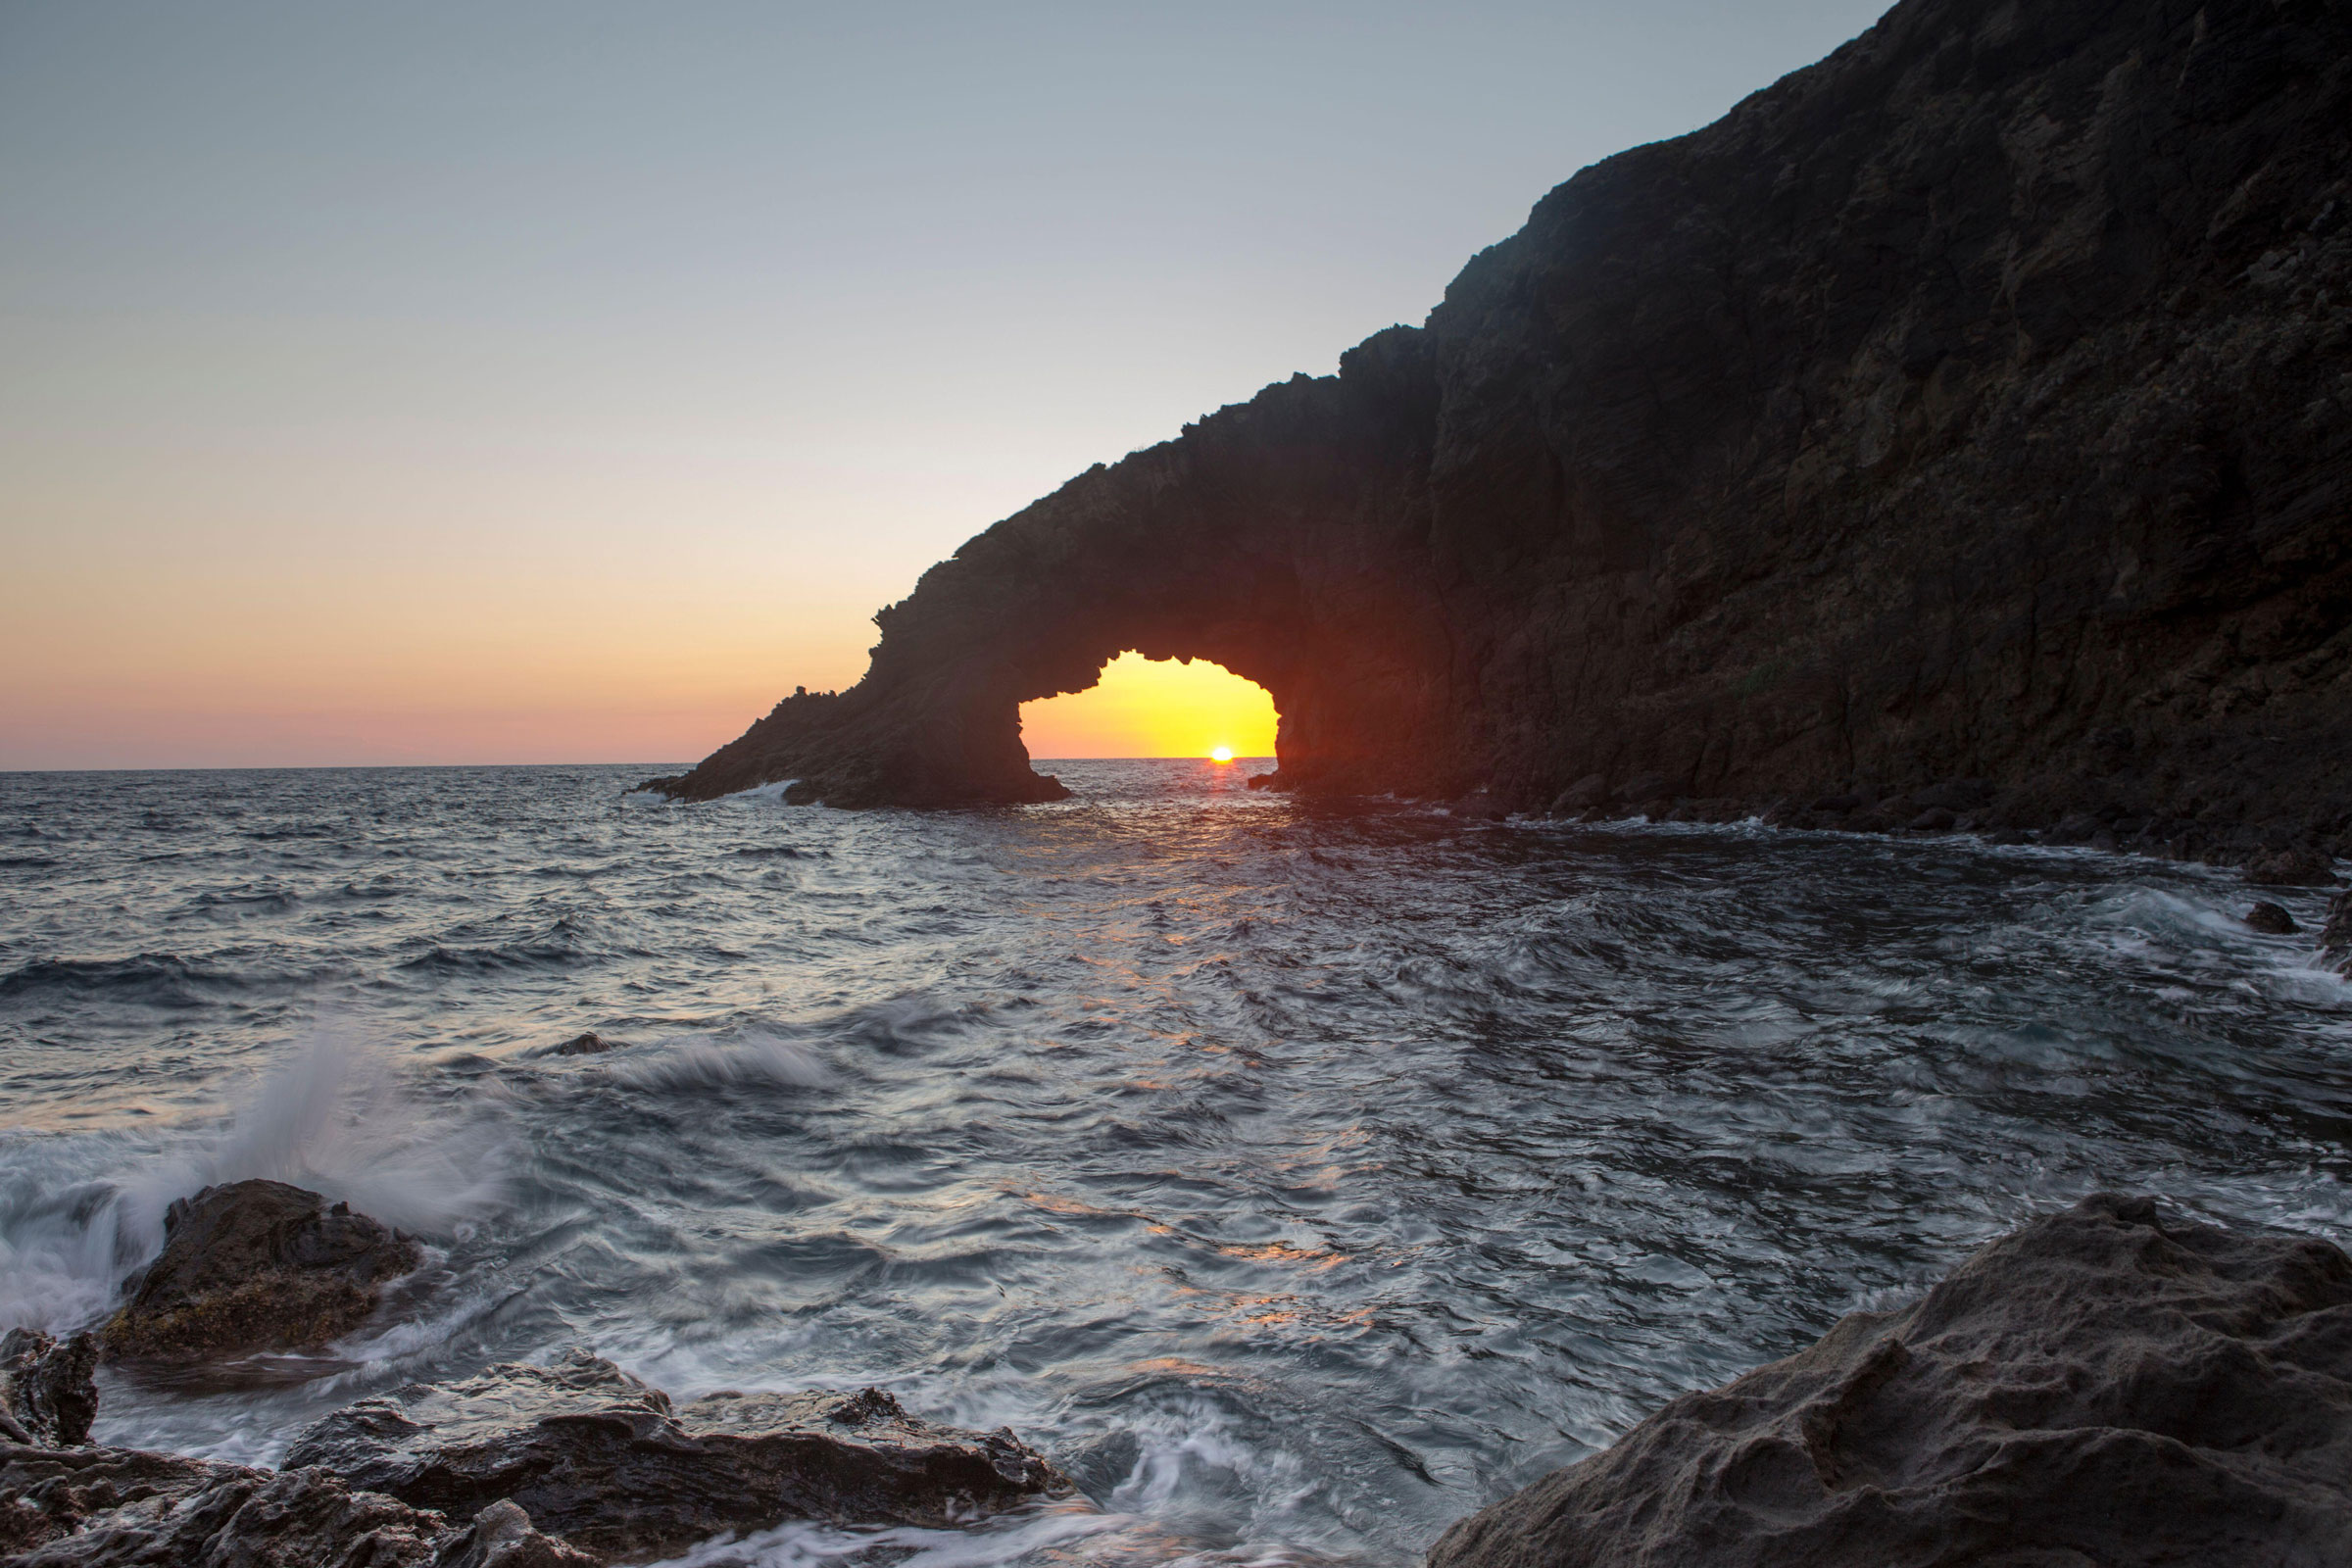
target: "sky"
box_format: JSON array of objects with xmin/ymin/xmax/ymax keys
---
[{"xmin": 0, "ymin": 0, "xmax": 1889, "ymax": 769}]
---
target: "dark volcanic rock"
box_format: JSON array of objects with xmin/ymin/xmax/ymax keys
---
[
  {"xmin": 0, "ymin": 1440, "xmax": 593, "ymax": 1567},
  {"xmin": 647, "ymin": 0, "xmax": 2352, "ymax": 863},
  {"xmin": 1427, "ymin": 1193, "xmax": 2352, "ymax": 1568},
  {"xmin": 101, "ymin": 1179, "xmax": 422, "ymax": 1361},
  {"xmin": 549, "ymin": 1032, "xmax": 615, "ymax": 1057},
  {"xmin": 0, "ymin": 1331, "xmax": 96, "ymax": 1447},
  {"xmin": 2320, "ymin": 889, "xmax": 2352, "ymax": 975},
  {"xmin": 2247, "ymin": 899, "xmax": 2300, "ymax": 934},
  {"xmin": 2244, "ymin": 845, "xmax": 2341, "ymax": 886},
  {"xmin": 282, "ymin": 1349, "xmax": 1072, "ymax": 1562}
]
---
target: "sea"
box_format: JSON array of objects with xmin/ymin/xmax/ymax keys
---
[{"xmin": 3, "ymin": 760, "xmax": 2348, "ymax": 1566}]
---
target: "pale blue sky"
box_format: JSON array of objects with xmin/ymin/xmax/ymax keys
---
[{"xmin": 1, "ymin": 1, "xmax": 1889, "ymax": 766}]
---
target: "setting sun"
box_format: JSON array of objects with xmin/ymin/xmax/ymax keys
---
[{"xmin": 1020, "ymin": 651, "xmax": 1276, "ymax": 760}]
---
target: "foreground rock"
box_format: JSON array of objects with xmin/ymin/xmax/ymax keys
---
[
  {"xmin": 0, "ymin": 1442, "xmax": 592, "ymax": 1567},
  {"xmin": 647, "ymin": 0, "xmax": 2352, "ymax": 869},
  {"xmin": 1428, "ymin": 1193, "xmax": 2352, "ymax": 1568},
  {"xmin": 284, "ymin": 1350, "xmax": 1072, "ymax": 1561},
  {"xmin": 101, "ymin": 1179, "xmax": 422, "ymax": 1361},
  {"xmin": 0, "ymin": 1331, "xmax": 96, "ymax": 1447}
]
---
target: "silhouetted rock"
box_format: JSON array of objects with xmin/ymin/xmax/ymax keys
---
[
  {"xmin": 2246, "ymin": 901, "xmax": 2299, "ymax": 935},
  {"xmin": 0, "ymin": 1331, "xmax": 95, "ymax": 1447},
  {"xmin": 645, "ymin": 0, "xmax": 2352, "ymax": 868},
  {"xmin": 2244, "ymin": 846, "xmax": 2340, "ymax": 887},
  {"xmin": 1427, "ymin": 1193, "xmax": 2352, "ymax": 1568},
  {"xmin": 1550, "ymin": 774, "xmax": 1607, "ymax": 813},
  {"xmin": 101, "ymin": 1179, "xmax": 422, "ymax": 1360},
  {"xmin": 283, "ymin": 1349, "xmax": 1072, "ymax": 1562}
]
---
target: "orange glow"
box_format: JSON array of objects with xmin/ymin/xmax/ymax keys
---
[{"xmin": 1020, "ymin": 651, "xmax": 1276, "ymax": 760}]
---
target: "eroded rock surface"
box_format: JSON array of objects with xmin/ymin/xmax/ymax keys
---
[
  {"xmin": 283, "ymin": 1350, "xmax": 1072, "ymax": 1562},
  {"xmin": 0, "ymin": 1331, "xmax": 96, "ymax": 1448},
  {"xmin": 648, "ymin": 0, "xmax": 2352, "ymax": 867},
  {"xmin": 101, "ymin": 1179, "xmax": 422, "ymax": 1361},
  {"xmin": 0, "ymin": 1439, "xmax": 592, "ymax": 1567},
  {"xmin": 1427, "ymin": 1193, "xmax": 2352, "ymax": 1568}
]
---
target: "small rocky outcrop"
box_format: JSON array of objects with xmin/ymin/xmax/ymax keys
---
[
  {"xmin": 0, "ymin": 1442, "xmax": 592, "ymax": 1566},
  {"xmin": 1427, "ymin": 1193, "xmax": 2352, "ymax": 1568},
  {"xmin": 282, "ymin": 1349, "xmax": 1072, "ymax": 1562},
  {"xmin": 2246, "ymin": 900, "xmax": 2299, "ymax": 935},
  {"xmin": 2243, "ymin": 846, "xmax": 2342, "ymax": 887},
  {"xmin": 0, "ymin": 1331, "xmax": 96, "ymax": 1447},
  {"xmin": 101, "ymin": 1179, "xmax": 422, "ymax": 1361}
]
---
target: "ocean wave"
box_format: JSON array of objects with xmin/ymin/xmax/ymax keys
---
[
  {"xmin": 0, "ymin": 1031, "xmax": 509, "ymax": 1338},
  {"xmin": 0, "ymin": 955, "xmax": 243, "ymax": 1010},
  {"xmin": 609, "ymin": 1030, "xmax": 832, "ymax": 1093}
]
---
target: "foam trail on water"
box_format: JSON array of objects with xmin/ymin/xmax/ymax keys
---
[{"xmin": 0, "ymin": 1029, "xmax": 507, "ymax": 1334}]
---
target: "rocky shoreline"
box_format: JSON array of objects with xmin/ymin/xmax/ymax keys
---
[{"xmin": 8, "ymin": 1182, "xmax": 2349, "ymax": 1565}]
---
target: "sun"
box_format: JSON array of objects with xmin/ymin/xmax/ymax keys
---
[{"xmin": 1210, "ymin": 746, "xmax": 1234, "ymax": 763}]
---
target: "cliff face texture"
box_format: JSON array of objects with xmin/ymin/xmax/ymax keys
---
[{"xmin": 651, "ymin": 0, "xmax": 2352, "ymax": 856}]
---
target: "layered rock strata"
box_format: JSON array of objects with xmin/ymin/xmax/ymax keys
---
[
  {"xmin": 1427, "ymin": 1193, "xmax": 2352, "ymax": 1568},
  {"xmin": 283, "ymin": 1351, "xmax": 1073, "ymax": 1562},
  {"xmin": 101, "ymin": 1179, "xmax": 422, "ymax": 1361},
  {"xmin": 649, "ymin": 0, "xmax": 2352, "ymax": 864}
]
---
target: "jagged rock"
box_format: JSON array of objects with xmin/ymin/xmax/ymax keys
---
[
  {"xmin": 282, "ymin": 1350, "xmax": 1072, "ymax": 1563},
  {"xmin": 2244, "ymin": 846, "xmax": 2340, "ymax": 887},
  {"xmin": 0, "ymin": 1331, "xmax": 96, "ymax": 1447},
  {"xmin": 2247, "ymin": 901, "xmax": 2299, "ymax": 935},
  {"xmin": 101, "ymin": 1180, "xmax": 422, "ymax": 1361},
  {"xmin": 0, "ymin": 1441, "xmax": 592, "ymax": 1568},
  {"xmin": 1427, "ymin": 1193, "xmax": 2352, "ymax": 1568},
  {"xmin": 645, "ymin": 0, "xmax": 2352, "ymax": 865},
  {"xmin": 2319, "ymin": 890, "xmax": 2352, "ymax": 976},
  {"xmin": 1550, "ymin": 775, "xmax": 1608, "ymax": 813}
]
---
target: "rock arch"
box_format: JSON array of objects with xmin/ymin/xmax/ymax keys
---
[{"xmin": 649, "ymin": 0, "xmax": 2352, "ymax": 849}]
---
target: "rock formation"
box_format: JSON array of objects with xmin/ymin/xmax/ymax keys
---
[
  {"xmin": 3, "ymin": 1345, "xmax": 1064, "ymax": 1565},
  {"xmin": 282, "ymin": 1350, "xmax": 1072, "ymax": 1562},
  {"xmin": 1426, "ymin": 1193, "xmax": 2352, "ymax": 1568},
  {"xmin": 647, "ymin": 0, "xmax": 2352, "ymax": 865},
  {"xmin": 0, "ymin": 1332, "xmax": 96, "ymax": 1448},
  {"xmin": 0, "ymin": 1442, "xmax": 593, "ymax": 1567},
  {"xmin": 101, "ymin": 1179, "xmax": 421, "ymax": 1361}
]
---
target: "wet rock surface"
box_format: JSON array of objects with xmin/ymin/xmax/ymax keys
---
[
  {"xmin": 648, "ymin": 0, "xmax": 2352, "ymax": 870},
  {"xmin": 0, "ymin": 1331, "xmax": 96, "ymax": 1448},
  {"xmin": 100, "ymin": 1179, "xmax": 422, "ymax": 1361},
  {"xmin": 0, "ymin": 1440, "xmax": 593, "ymax": 1567},
  {"xmin": 1427, "ymin": 1193, "xmax": 2352, "ymax": 1568},
  {"xmin": 2245, "ymin": 900, "xmax": 2299, "ymax": 935},
  {"xmin": 283, "ymin": 1349, "xmax": 1072, "ymax": 1562}
]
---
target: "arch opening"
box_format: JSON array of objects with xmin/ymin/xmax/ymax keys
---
[{"xmin": 1019, "ymin": 651, "xmax": 1277, "ymax": 761}]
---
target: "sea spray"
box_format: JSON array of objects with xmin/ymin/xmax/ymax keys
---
[{"xmin": 0, "ymin": 1028, "xmax": 508, "ymax": 1336}]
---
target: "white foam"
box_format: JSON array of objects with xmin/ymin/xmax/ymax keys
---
[
  {"xmin": 0, "ymin": 1029, "xmax": 509, "ymax": 1336},
  {"xmin": 611, "ymin": 1029, "xmax": 832, "ymax": 1093},
  {"xmin": 721, "ymin": 780, "xmax": 804, "ymax": 806}
]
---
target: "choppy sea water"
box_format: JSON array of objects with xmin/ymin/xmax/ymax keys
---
[{"xmin": 3, "ymin": 760, "xmax": 2348, "ymax": 1566}]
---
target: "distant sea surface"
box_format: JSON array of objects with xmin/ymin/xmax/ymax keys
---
[{"xmin": 4, "ymin": 761, "xmax": 2348, "ymax": 1566}]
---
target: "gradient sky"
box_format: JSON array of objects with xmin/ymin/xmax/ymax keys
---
[{"xmin": 1, "ymin": 0, "xmax": 1887, "ymax": 769}]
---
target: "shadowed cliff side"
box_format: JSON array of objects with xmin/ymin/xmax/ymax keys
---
[{"xmin": 649, "ymin": 0, "xmax": 2352, "ymax": 853}]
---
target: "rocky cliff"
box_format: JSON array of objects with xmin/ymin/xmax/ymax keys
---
[{"xmin": 649, "ymin": 0, "xmax": 2352, "ymax": 860}]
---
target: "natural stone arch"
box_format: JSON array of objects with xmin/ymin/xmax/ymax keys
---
[{"xmin": 647, "ymin": 334, "xmax": 1465, "ymax": 807}]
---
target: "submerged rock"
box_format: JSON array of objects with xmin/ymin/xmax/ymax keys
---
[
  {"xmin": 101, "ymin": 1179, "xmax": 422, "ymax": 1361},
  {"xmin": 0, "ymin": 1331, "xmax": 96, "ymax": 1447},
  {"xmin": 283, "ymin": 1349, "xmax": 1072, "ymax": 1562},
  {"xmin": 2246, "ymin": 901, "xmax": 2299, "ymax": 935},
  {"xmin": 0, "ymin": 1440, "xmax": 594, "ymax": 1567},
  {"xmin": 549, "ymin": 1032, "xmax": 615, "ymax": 1057},
  {"xmin": 1427, "ymin": 1193, "xmax": 2352, "ymax": 1568}
]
